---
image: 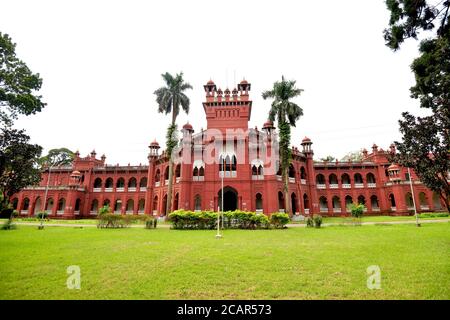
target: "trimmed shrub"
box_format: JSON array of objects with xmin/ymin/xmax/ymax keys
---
[
  {"xmin": 1, "ymin": 219, "xmax": 16, "ymax": 230},
  {"xmin": 36, "ymin": 211, "xmax": 48, "ymax": 220},
  {"xmin": 270, "ymin": 213, "xmax": 290, "ymax": 229},
  {"xmin": 313, "ymin": 214, "xmax": 322, "ymax": 228},
  {"xmin": 305, "ymin": 216, "xmax": 314, "ymax": 228},
  {"xmin": 419, "ymin": 212, "xmax": 449, "ymax": 218},
  {"xmin": 169, "ymin": 210, "xmax": 277, "ymax": 230}
]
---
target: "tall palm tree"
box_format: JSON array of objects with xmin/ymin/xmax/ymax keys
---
[
  {"xmin": 262, "ymin": 76, "xmax": 303, "ymax": 215},
  {"xmin": 154, "ymin": 72, "xmax": 192, "ymax": 215}
]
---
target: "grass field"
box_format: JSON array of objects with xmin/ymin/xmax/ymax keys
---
[{"xmin": 0, "ymin": 223, "xmax": 449, "ymax": 299}]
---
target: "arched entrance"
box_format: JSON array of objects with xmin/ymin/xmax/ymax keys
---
[{"xmin": 218, "ymin": 186, "xmax": 238, "ymax": 211}]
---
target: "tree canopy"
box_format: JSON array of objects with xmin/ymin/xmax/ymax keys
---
[
  {"xmin": 384, "ymin": 0, "xmax": 449, "ymax": 50},
  {"xmin": 384, "ymin": 0, "xmax": 450, "ymax": 211},
  {"xmin": 38, "ymin": 147, "xmax": 75, "ymax": 167},
  {"xmin": 0, "ymin": 32, "xmax": 46, "ymax": 126},
  {"xmin": 0, "ymin": 128, "xmax": 42, "ymax": 211}
]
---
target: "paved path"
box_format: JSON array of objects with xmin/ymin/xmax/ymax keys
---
[{"xmin": 12, "ymin": 219, "xmax": 449, "ymax": 229}]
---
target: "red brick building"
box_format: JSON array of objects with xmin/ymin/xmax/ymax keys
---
[{"xmin": 11, "ymin": 79, "xmax": 446, "ymax": 218}]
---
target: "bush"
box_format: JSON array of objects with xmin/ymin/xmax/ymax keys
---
[
  {"xmin": 348, "ymin": 203, "xmax": 365, "ymax": 219},
  {"xmin": 270, "ymin": 213, "xmax": 290, "ymax": 229},
  {"xmin": 313, "ymin": 214, "xmax": 322, "ymax": 228},
  {"xmin": 305, "ymin": 216, "xmax": 314, "ymax": 228},
  {"xmin": 98, "ymin": 205, "xmax": 112, "ymax": 216},
  {"xmin": 36, "ymin": 211, "xmax": 48, "ymax": 220},
  {"xmin": 169, "ymin": 210, "xmax": 279, "ymax": 230},
  {"xmin": 1, "ymin": 219, "xmax": 16, "ymax": 230}
]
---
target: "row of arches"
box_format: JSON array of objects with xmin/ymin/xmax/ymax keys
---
[
  {"xmin": 14, "ymin": 197, "xmax": 82, "ymax": 214},
  {"xmin": 318, "ymin": 195, "xmax": 379, "ymax": 211},
  {"xmin": 93, "ymin": 177, "xmax": 147, "ymax": 189},
  {"xmin": 91, "ymin": 198, "xmax": 145, "ymax": 213},
  {"xmin": 316, "ymin": 173, "xmax": 376, "ymax": 185}
]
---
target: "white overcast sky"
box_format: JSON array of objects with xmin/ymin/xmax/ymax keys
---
[{"xmin": 1, "ymin": 0, "xmax": 432, "ymax": 165}]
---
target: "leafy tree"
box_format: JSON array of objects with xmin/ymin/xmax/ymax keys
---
[
  {"xmin": 0, "ymin": 32, "xmax": 46, "ymax": 126},
  {"xmin": 384, "ymin": 1, "xmax": 450, "ymax": 212},
  {"xmin": 348, "ymin": 202, "xmax": 365, "ymax": 225},
  {"xmin": 0, "ymin": 127, "xmax": 42, "ymax": 219},
  {"xmin": 262, "ymin": 76, "xmax": 304, "ymax": 214},
  {"xmin": 153, "ymin": 72, "xmax": 192, "ymax": 215},
  {"xmin": 340, "ymin": 151, "xmax": 363, "ymax": 162},
  {"xmin": 38, "ymin": 147, "xmax": 74, "ymax": 167},
  {"xmin": 384, "ymin": 0, "xmax": 449, "ymax": 50}
]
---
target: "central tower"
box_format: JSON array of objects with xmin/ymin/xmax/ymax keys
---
[{"xmin": 203, "ymin": 79, "xmax": 252, "ymax": 132}]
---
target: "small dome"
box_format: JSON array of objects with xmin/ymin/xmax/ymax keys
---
[
  {"xmin": 302, "ymin": 136, "xmax": 311, "ymax": 143},
  {"xmin": 70, "ymin": 170, "xmax": 81, "ymax": 177},
  {"xmin": 217, "ymin": 88, "xmax": 223, "ymax": 93},
  {"xmin": 240, "ymin": 79, "xmax": 248, "ymax": 84},
  {"xmin": 150, "ymin": 139, "xmax": 160, "ymax": 147},
  {"xmin": 183, "ymin": 122, "xmax": 193, "ymax": 130},
  {"xmin": 207, "ymin": 79, "xmax": 215, "ymax": 85},
  {"xmin": 388, "ymin": 163, "xmax": 400, "ymax": 170},
  {"xmin": 263, "ymin": 120, "xmax": 274, "ymax": 128},
  {"xmin": 232, "ymin": 88, "xmax": 238, "ymax": 94},
  {"xmin": 224, "ymin": 88, "xmax": 230, "ymax": 94}
]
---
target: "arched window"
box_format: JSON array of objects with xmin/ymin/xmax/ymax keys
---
[
  {"xmin": 405, "ymin": 192, "xmax": 414, "ymax": 207},
  {"xmin": 389, "ymin": 194, "xmax": 396, "ymax": 208},
  {"xmin": 366, "ymin": 173, "xmax": 376, "ymax": 184},
  {"xmin": 173, "ymin": 193, "xmax": 179, "ymax": 211},
  {"xmin": 300, "ymin": 167, "xmax": 307, "ymax": 180},
  {"xmin": 22, "ymin": 198, "xmax": 30, "ymax": 211},
  {"xmin": 57, "ymin": 198, "xmax": 66, "ymax": 212},
  {"xmin": 316, "ymin": 174, "xmax": 326, "ymax": 185},
  {"xmin": 138, "ymin": 199, "xmax": 145, "ymax": 213},
  {"xmin": 341, "ymin": 173, "xmax": 351, "ymax": 185},
  {"xmin": 345, "ymin": 195, "xmax": 353, "ymax": 211},
  {"xmin": 329, "ymin": 174, "xmax": 338, "ymax": 185},
  {"xmin": 114, "ymin": 199, "xmax": 122, "ymax": 213},
  {"xmin": 303, "ymin": 194, "xmax": 310, "ymax": 210},
  {"xmin": 319, "ymin": 196, "xmax": 328, "ymax": 211},
  {"xmin": 291, "ymin": 193, "xmax": 297, "ymax": 214},
  {"xmin": 128, "ymin": 177, "xmax": 137, "ymax": 188},
  {"xmin": 152, "ymin": 196, "xmax": 158, "ymax": 213},
  {"xmin": 74, "ymin": 199, "xmax": 81, "ymax": 212},
  {"xmin": 288, "ymin": 164, "xmax": 295, "ymax": 178},
  {"xmin": 140, "ymin": 177, "xmax": 147, "ymax": 189},
  {"xmin": 105, "ymin": 178, "xmax": 113, "ymax": 188},
  {"xmin": 155, "ymin": 169, "xmax": 161, "ymax": 182},
  {"xmin": 46, "ymin": 198, "xmax": 54, "ymax": 212},
  {"xmin": 116, "ymin": 178, "xmax": 125, "ymax": 188},
  {"xmin": 231, "ymin": 155, "xmax": 237, "ymax": 171},
  {"xmin": 278, "ymin": 191, "xmax": 285, "ymax": 211},
  {"xmin": 194, "ymin": 195, "xmax": 201, "ymax": 211},
  {"xmin": 199, "ymin": 167, "xmax": 205, "ymax": 176},
  {"xmin": 164, "ymin": 167, "xmax": 170, "ymax": 180},
  {"xmin": 419, "ymin": 192, "xmax": 428, "ymax": 208},
  {"xmin": 34, "ymin": 197, "xmax": 41, "ymax": 215},
  {"xmin": 332, "ymin": 196, "xmax": 341, "ymax": 209},
  {"xmin": 126, "ymin": 199, "xmax": 134, "ymax": 213},
  {"xmin": 433, "ymin": 192, "xmax": 442, "ymax": 210},
  {"xmin": 91, "ymin": 199, "xmax": 99, "ymax": 213},
  {"xmin": 357, "ymin": 195, "xmax": 366, "ymax": 205},
  {"xmin": 252, "ymin": 165, "xmax": 258, "ymax": 175},
  {"xmin": 193, "ymin": 167, "xmax": 199, "ymax": 177},
  {"xmin": 370, "ymin": 195, "xmax": 379, "ymax": 210},
  {"xmin": 93, "ymin": 178, "xmax": 102, "ymax": 188},
  {"xmin": 175, "ymin": 164, "xmax": 181, "ymax": 178},
  {"xmin": 354, "ymin": 173, "xmax": 363, "ymax": 184},
  {"xmin": 255, "ymin": 193, "xmax": 263, "ymax": 211}
]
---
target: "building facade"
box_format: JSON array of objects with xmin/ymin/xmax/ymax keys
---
[{"xmin": 11, "ymin": 79, "xmax": 446, "ymax": 218}]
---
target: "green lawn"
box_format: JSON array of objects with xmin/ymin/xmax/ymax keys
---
[{"xmin": 0, "ymin": 223, "xmax": 449, "ymax": 299}]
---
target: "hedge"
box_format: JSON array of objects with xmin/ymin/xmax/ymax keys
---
[
  {"xmin": 97, "ymin": 213, "xmax": 157, "ymax": 229},
  {"xmin": 168, "ymin": 210, "xmax": 290, "ymax": 230}
]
